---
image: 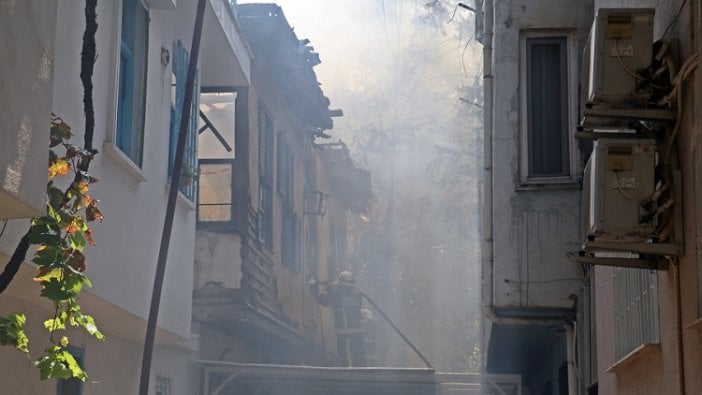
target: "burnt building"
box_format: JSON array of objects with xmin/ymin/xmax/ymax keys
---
[{"xmin": 193, "ymin": 3, "xmax": 371, "ymax": 370}]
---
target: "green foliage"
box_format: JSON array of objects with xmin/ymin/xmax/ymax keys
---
[
  {"xmin": 0, "ymin": 313, "xmax": 29, "ymax": 352},
  {"xmin": 1, "ymin": 116, "xmax": 104, "ymax": 381},
  {"xmin": 36, "ymin": 345, "xmax": 87, "ymax": 381}
]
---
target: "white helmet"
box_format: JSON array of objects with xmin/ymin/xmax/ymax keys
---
[{"xmin": 337, "ymin": 270, "xmax": 354, "ymax": 283}]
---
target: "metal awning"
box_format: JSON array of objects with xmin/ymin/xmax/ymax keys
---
[
  {"xmin": 200, "ymin": 361, "xmax": 523, "ymax": 395},
  {"xmin": 200, "ymin": 361, "xmax": 437, "ymax": 395}
]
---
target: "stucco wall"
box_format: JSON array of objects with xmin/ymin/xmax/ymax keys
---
[
  {"xmin": 46, "ymin": 0, "xmax": 199, "ymax": 340},
  {"xmin": 194, "ymin": 232, "xmax": 243, "ymax": 289},
  {"xmin": 489, "ymin": 0, "xmax": 593, "ymax": 310},
  {"xmin": 0, "ymin": 1, "xmax": 56, "ymax": 219},
  {"xmin": 0, "ymin": 4, "xmax": 205, "ymax": 391},
  {"xmin": 0, "ymin": 294, "xmax": 195, "ymax": 395}
]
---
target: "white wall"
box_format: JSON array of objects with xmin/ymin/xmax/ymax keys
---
[
  {"xmin": 0, "ymin": 1, "xmax": 56, "ymax": 219},
  {"xmin": 48, "ymin": 0, "xmax": 204, "ymax": 340},
  {"xmin": 489, "ymin": 0, "xmax": 593, "ymax": 309}
]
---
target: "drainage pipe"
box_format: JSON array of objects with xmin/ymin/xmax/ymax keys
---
[{"xmin": 565, "ymin": 323, "xmax": 578, "ymax": 395}]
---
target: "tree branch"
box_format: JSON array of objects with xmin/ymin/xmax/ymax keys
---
[{"xmin": 80, "ymin": 0, "xmax": 98, "ymax": 153}]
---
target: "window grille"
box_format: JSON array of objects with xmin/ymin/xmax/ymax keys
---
[
  {"xmin": 155, "ymin": 376, "xmax": 171, "ymax": 395},
  {"xmin": 614, "ymin": 267, "xmax": 659, "ymax": 360}
]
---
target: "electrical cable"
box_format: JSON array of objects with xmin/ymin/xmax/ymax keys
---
[
  {"xmin": 446, "ymin": 3, "xmax": 461, "ymax": 23},
  {"xmin": 613, "ymin": 39, "xmax": 667, "ymax": 90},
  {"xmin": 664, "ymin": 53, "xmax": 700, "ymax": 165},
  {"xmin": 572, "ymin": 321, "xmax": 581, "ymax": 391},
  {"xmin": 0, "ymin": 220, "xmax": 7, "ymax": 239}
]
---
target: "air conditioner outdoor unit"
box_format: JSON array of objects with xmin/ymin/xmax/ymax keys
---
[
  {"xmin": 582, "ymin": 8, "xmax": 654, "ymax": 110},
  {"xmin": 586, "ymin": 138, "xmax": 656, "ymax": 242}
]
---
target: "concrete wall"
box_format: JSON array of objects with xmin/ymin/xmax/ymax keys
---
[
  {"xmin": 591, "ymin": 1, "xmax": 702, "ymax": 394},
  {"xmin": 489, "ymin": 0, "xmax": 592, "ymax": 310},
  {"xmin": 0, "ymin": 1, "xmax": 56, "ymax": 219}
]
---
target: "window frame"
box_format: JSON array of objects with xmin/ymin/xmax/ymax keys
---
[
  {"xmin": 276, "ymin": 132, "xmax": 294, "ymax": 206},
  {"xmin": 114, "ymin": 0, "xmax": 149, "ymax": 168},
  {"xmin": 196, "ymin": 158, "xmax": 235, "ymax": 227},
  {"xmin": 281, "ymin": 204, "xmax": 300, "ymax": 272},
  {"xmin": 257, "ymin": 103, "xmax": 274, "ymax": 249},
  {"xmin": 519, "ymin": 30, "xmax": 579, "ymax": 186},
  {"xmin": 155, "ymin": 375, "xmax": 172, "ymax": 395}
]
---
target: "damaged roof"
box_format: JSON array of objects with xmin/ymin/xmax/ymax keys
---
[{"xmin": 238, "ymin": 3, "xmax": 336, "ymax": 134}]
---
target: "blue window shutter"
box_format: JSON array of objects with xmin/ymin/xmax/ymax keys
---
[
  {"xmin": 169, "ymin": 40, "xmax": 187, "ymax": 175},
  {"xmin": 169, "ymin": 39, "xmax": 199, "ymax": 200}
]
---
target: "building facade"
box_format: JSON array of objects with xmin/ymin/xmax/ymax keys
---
[
  {"xmin": 192, "ymin": 3, "xmax": 372, "ymax": 390},
  {"xmin": 587, "ymin": 1, "xmax": 702, "ymax": 394},
  {"xmin": 0, "ymin": 0, "xmax": 249, "ymax": 393},
  {"xmin": 482, "ymin": 0, "xmax": 702, "ymax": 394},
  {"xmin": 479, "ymin": 0, "xmax": 594, "ymax": 394}
]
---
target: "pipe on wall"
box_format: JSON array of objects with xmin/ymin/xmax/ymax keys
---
[{"xmin": 565, "ymin": 322, "xmax": 579, "ymax": 395}]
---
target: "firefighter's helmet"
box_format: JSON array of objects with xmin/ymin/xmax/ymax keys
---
[{"xmin": 337, "ymin": 270, "xmax": 354, "ymax": 283}]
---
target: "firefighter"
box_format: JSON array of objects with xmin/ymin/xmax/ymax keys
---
[{"xmin": 311, "ymin": 270, "xmax": 367, "ymax": 367}]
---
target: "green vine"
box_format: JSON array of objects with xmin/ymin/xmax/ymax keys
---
[{"xmin": 0, "ymin": 116, "xmax": 104, "ymax": 381}]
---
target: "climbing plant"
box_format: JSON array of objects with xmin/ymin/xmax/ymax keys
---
[{"xmin": 0, "ymin": 117, "xmax": 104, "ymax": 381}]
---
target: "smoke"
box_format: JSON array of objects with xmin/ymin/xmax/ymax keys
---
[{"xmin": 241, "ymin": 0, "xmax": 484, "ymax": 372}]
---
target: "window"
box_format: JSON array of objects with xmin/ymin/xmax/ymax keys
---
[
  {"xmin": 614, "ymin": 267, "xmax": 659, "ymax": 360},
  {"xmin": 116, "ymin": 0, "xmax": 149, "ymax": 166},
  {"xmin": 169, "ymin": 39, "xmax": 199, "ymax": 201},
  {"xmin": 155, "ymin": 376, "xmax": 171, "ymax": 395},
  {"xmin": 304, "ymin": 158, "xmax": 319, "ymax": 277},
  {"xmin": 198, "ymin": 90, "xmax": 236, "ymax": 160},
  {"xmin": 197, "ymin": 159, "xmax": 234, "ymax": 224},
  {"xmin": 281, "ymin": 206, "xmax": 299, "ymax": 272},
  {"xmin": 520, "ymin": 32, "xmax": 576, "ymax": 184},
  {"xmin": 257, "ymin": 104, "xmax": 274, "ymax": 248},
  {"xmin": 56, "ymin": 347, "xmax": 84, "ymax": 395},
  {"xmin": 277, "ymin": 133, "xmax": 293, "ymax": 205}
]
